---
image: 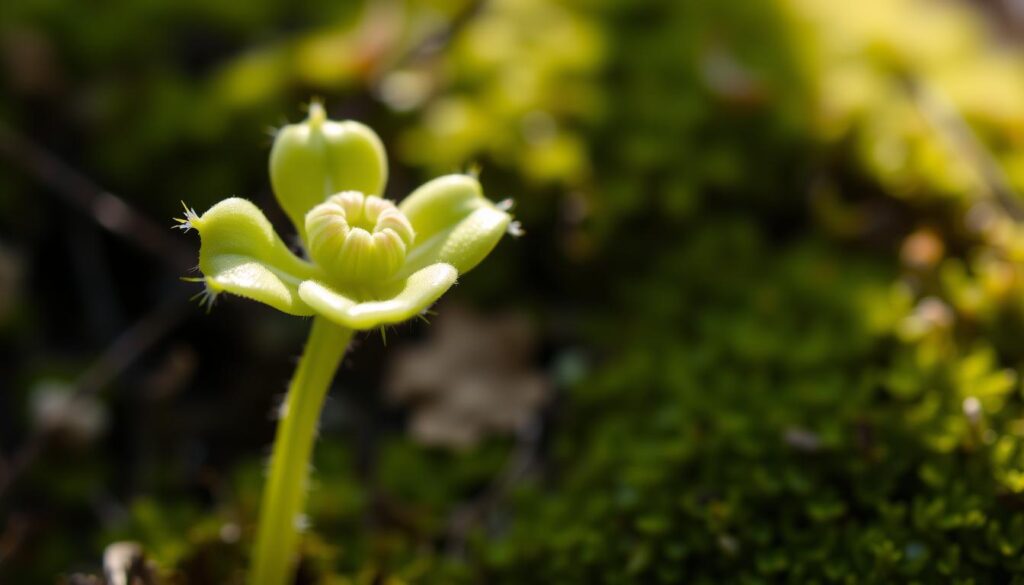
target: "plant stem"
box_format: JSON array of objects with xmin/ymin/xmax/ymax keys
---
[{"xmin": 250, "ymin": 316, "xmax": 352, "ymax": 585}]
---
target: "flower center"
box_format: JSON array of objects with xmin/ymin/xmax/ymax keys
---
[{"xmin": 305, "ymin": 191, "xmax": 415, "ymax": 284}]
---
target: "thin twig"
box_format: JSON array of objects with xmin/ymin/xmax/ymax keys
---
[
  {"xmin": 0, "ymin": 290, "xmax": 191, "ymax": 499},
  {"xmin": 0, "ymin": 118, "xmax": 197, "ymax": 496},
  {"xmin": 903, "ymin": 74, "xmax": 1024, "ymax": 221},
  {"xmin": 0, "ymin": 121, "xmax": 193, "ymax": 270},
  {"xmin": 381, "ymin": 0, "xmax": 486, "ymax": 74}
]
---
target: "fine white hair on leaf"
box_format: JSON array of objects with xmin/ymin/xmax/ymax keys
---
[
  {"xmin": 172, "ymin": 201, "xmax": 200, "ymax": 233},
  {"xmin": 507, "ymin": 220, "xmax": 525, "ymax": 237},
  {"xmin": 189, "ymin": 285, "xmax": 218, "ymax": 313},
  {"xmin": 275, "ymin": 393, "xmax": 289, "ymax": 420}
]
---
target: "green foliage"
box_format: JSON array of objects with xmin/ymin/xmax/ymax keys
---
[
  {"xmin": 395, "ymin": 0, "xmax": 604, "ymax": 185},
  {"xmin": 786, "ymin": 0, "xmax": 1024, "ymax": 203},
  {"xmin": 586, "ymin": 0, "xmax": 810, "ymax": 230},
  {"xmin": 460, "ymin": 222, "xmax": 1024, "ymax": 583}
]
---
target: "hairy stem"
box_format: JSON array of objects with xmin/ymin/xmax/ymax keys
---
[{"xmin": 250, "ymin": 317, "xmax": 352, "ymax": 585}]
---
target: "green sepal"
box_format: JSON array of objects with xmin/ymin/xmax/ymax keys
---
[
  {"xmin": 270, "ymin": 105, "xmax": 388, "ymax": 243},
  {"xmin": 298, "ymin": 263, "xmax": 458, "ymax": 330},
  {"xmin": 191, "ymin": 197, "xmax": 320, "ymax": 315},
  {"xmin": 397, "ymin": 174, "xmax": 511, "ymax": 277}
]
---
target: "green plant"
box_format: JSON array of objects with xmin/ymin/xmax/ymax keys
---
[{"xmin": 176, "ymin": 102, "xmax": 512, "ymax": 585}]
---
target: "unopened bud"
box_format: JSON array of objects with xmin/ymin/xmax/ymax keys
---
[{"xmin": 270, "ymin": 103, "xmax": 388, "ymax": 242}]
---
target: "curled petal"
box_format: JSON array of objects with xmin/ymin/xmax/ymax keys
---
[
  {"xmin": 398, "ymin": 174, "xmax": 511, "ymax": 276},
  {"xmin": 298, "ymin": 263, "xmax": 458, "ymax": 330},
  {"xmin": 191, "ymin": 198, "xmax": 320, "ymax": 315}
]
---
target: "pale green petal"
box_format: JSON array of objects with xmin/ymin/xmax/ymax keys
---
[
  {"xmin": 397, "ymin": 174, "xmax": 511, "ymax": 276},
  {"xmin": 270, "ymin": 106, "xmax": 388, "ymax": 242},
  {"xmin": 299, "ymin": 263, "xmax": 457, "ymax": 330},
  {"xmin": 191, "ymin": 198, "xmax": 320, "ymax": 315}
]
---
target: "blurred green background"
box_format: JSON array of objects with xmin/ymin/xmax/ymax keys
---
[{"xmin": 6, "ymin": 0, "xmax": 1024, "ymax": 582}]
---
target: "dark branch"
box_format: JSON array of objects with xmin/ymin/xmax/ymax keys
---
[{"xmin": 0, "ymin": 121, "xmax": 194, "ymax": 271}]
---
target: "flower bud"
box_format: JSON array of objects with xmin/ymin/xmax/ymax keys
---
[
  {"xmin": 306, "ymin": 191, "xmax": 415, "ymax": 284},
  {"xmin": 270, "ymin": 103, "xmax": 388, "ymax": 243},
  {"xmin": 398, "ymin": 174, "xmax": 511, "ymax": 275}
]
